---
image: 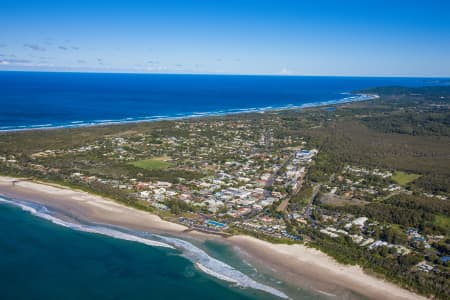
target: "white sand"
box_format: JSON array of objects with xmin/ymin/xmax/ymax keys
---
[
  {"xmin": 229, "ymin": 235, "xmax": 427, "ymax": 300},
  {"xmin": 0, "ymin": 176, "xmax": 428, "ymax": 300}
]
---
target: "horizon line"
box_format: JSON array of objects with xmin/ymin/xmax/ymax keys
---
[{"xmin": 0, "ymin": 69, "xmax": 449, "ymax": 79}]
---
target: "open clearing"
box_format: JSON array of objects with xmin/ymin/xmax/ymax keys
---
[
  {"xmin": 391, "ymin": 171, "xmax": 420, "ymax": 186},
  {"xmin": 434, "ymin": 215, "xmax": 450, "ymax": 232},
  {"xmin": 129, "ymin": 157, "xmax": 171, "ymax": 170}
]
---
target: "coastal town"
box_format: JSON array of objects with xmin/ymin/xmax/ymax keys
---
[
  {"xmin": 2, "ymin": 0, "xmax": 450, "ymax": 299},
  {"xmin": 0, "ymin": 86, "xmax": 449, "ymax": 299},
  {"xmin": 1, "ymin": 115, "xmax": 449, "ymax": 271},
  {"xmin": 1, "ymin": 117, "xmax": 316, "ymax": 233}
]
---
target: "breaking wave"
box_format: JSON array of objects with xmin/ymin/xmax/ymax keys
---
[
  {"xmin": 155, "ymin": 234, "xmax": 290, "ymax": 299},
  {"xmin": 0, "ymin": 197, "xmax": 175, "ymax": 249},
  {"xmin": 0, "ymin": 196, "xmax": 289, "ymax": 299},
  {"xmin": 0, "ymin": 93, "xmax": 377, "ymax": 132}
]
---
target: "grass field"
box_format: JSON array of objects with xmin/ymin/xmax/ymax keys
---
[
  {"xmin": 320, "ymin": 194, "xmax": 368, "ymax": 207},
  {"xmin": 391, "ymin": 171, "xmax": 420, "ymax": 186},
  {"xmin": 434, "ymin": 215, "xmax": 450, "ymax": 233},
  {"xmin": 129, "ymin": 157, "xmax": 171, "ymax": 170}
]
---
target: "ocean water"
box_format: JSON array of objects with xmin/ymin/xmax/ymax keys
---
[
  {"xmin": 0, "ymin": 198, "xmax": 294, "ymax": 300},
  {"xmin": 0, "ymin": 71, "xmax": 444, "ymax": 131}
]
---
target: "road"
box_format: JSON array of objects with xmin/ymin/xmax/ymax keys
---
[
  {"xmin": 264, "ymin": 152, "xmax": 295, "ymax": 198},
  {"xmin": 303, "ymin": 184, "xmax": 320, "ymax": 220}
]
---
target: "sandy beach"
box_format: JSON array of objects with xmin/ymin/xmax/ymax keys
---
[{"xmin": 0, "ymin": 176, "xmax": 427, "ymax": 300}]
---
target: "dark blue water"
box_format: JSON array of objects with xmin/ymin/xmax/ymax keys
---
[{"xmin": 0, "ymin": 71, "xmax": 443, "ymax": 131}]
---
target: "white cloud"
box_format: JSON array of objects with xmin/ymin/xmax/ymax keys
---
[{"xmin": 279, "ymin": 67, "xmax": 293, "ymax": 75}]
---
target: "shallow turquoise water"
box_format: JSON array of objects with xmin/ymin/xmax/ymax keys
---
[{"xmin": 0, "ymin": 203, "xmax": 277, "ymax": 300}]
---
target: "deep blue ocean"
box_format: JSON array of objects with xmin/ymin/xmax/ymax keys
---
[{"xmin": 0, "ymin": 71, "xmax": 446, "ymax": 131}]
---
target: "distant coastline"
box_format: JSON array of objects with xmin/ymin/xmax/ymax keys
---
[{"xmin": 0, "ymin": 93, "xmax": 378, "ymax": 133}]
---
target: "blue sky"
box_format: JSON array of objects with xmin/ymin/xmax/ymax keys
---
[{"xmin": 1, "ymin": 0, "xmax": 449, "ymax": 76}]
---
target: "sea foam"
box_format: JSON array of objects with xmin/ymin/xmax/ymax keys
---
[
  {"xmin": 154, "ymin": 234, "xmax": 290, "ymax": 299},
  {"xmin": 0, "ymin": 196, "xmax": 289, "ymax": 299},
  {"xmin": 0, "ymin": 197, "xmax": 174, "ymax": 249},
  {"xmin": 0, "ymin": 93, "xmax": 377, "ymax": 132}
]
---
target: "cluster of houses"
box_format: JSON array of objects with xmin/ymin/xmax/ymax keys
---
[
  {"xmin": 30, "ymin": 147, "xmax": 310, "ymax": 226},
  {"xmin": 322, "ymin": 165, "xmax": 406, "ymax": 201},
  {"xmin": 233, "ymin": 217, "xmax": 301, "ymax": 241},
  {"xmin": 319, "ymin": 216, "xmax": 412, "ymax": 255},
  {"xmin": 406, "ymin": 228, "xmax": 432, "ymax": 249},
  {"xmin": 0, "ymin": 155, "xmax": 17, "ymax": 164},
  {"xmin": 20, "ymin": 119, "xmax": 316, "ymax": 231},
  {"xmin": 48, "ymin": 119, "xmax": 316, "ymax": 241},
  {"xmin": 344, "ymin": 165, "xmax": 393, "ymax": 179}
]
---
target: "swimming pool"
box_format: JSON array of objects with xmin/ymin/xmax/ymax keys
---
[{"xmin": 206, "ymin": 220, "xmax": 226, "ymax": 227}]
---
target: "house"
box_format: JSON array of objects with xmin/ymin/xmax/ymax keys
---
[
  {"xmin": 140, "ymin": 190, "xmax": 151, "ymax": 199},
  {"xmin": 344, "ymin": 217, "xmax": 368, "ymax": 230},
  {"xmin": 417, "ymin": 262, "xmax": 434, "ymax": 273}
]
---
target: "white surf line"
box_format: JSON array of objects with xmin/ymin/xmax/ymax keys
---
[
  {"xmin": 316, "ymin": 290, "xmax": 337, "ymax": 297},
  {"xmin": 0, "ymin": 197, "xmax": 174, "ymax": 250},
  {"xmin": 156, "ymin": 234, "xmax": 290, "ymax": 299},
  {"xmin": 0, "ymin": 196, "xmax": 289, "ymax": 299},
  {"xmin": 195, "ymin": 263, "xmax": 240, "ymax": 284},
  {"xmin": 0, "ymin": 93, "xmax": 378, "ymax": 132}
]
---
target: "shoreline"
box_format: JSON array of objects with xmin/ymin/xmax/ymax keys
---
[
  {"xmin": 0, "ymin": 176, "xmax": 426, "ymax": 300},
  {"xmin": 0, "ymin": 93, "xmax": 378, "ymax": 133}
]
